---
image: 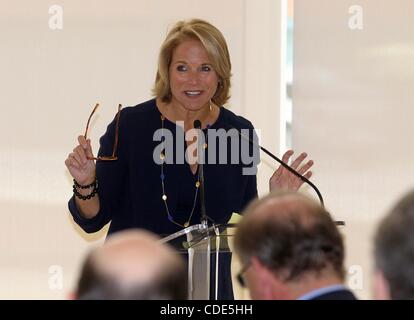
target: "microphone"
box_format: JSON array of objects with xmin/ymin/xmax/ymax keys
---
[
  {"xmin": 237, "ymin": 128, "xmax": 324, "ymax": 205},
  {"xmin": 225, "ymin": 125, "xmax": 345, "ymax": 226},
  {"xmin": 193, "ymin": 120, "xmax": 209, "ymax": 226},
  {"xmin": 229, "ymin": 126, "xmax": 345, "ymax": 226}
]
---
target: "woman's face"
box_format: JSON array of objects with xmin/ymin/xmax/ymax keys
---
[{"xmin": 169, "ymin": 39, "xmax": 219, "ymax": 111}]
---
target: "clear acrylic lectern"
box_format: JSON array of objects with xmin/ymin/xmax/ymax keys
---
[{"xmin": 160, "ymin": 222, "xmax": 237, "ymax": 300}]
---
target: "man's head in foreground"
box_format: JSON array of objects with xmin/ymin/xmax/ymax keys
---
[
  {"xmin": 234, "ymin": 191, "xmax": 352, "ymax": 300},
  {"xmin": 75, "ymin": 229, "xmax": 187, "ymax": 299}
]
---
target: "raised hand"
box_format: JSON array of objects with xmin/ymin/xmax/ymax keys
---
[
  {"xmin": 65, "ymin": 135, "xmax": 96, "ymax": 186},
  {"xmin": 269, "ymin": 150, "xmax": 314, "ymax": 192}
]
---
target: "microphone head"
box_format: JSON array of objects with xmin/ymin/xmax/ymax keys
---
[{"xmin": 193, "ymin": 120, "xmax": 201, "ymax": 129}]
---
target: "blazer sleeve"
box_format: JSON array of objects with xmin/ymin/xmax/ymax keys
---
[{"xmin": 238, "ymin": 120, "xmax": 259, "ymax": 213}]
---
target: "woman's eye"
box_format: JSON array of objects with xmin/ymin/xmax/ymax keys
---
[
  {"xmin": 177, "ymin": 65, "xmax": 187, "ymax": 72},
  {"xmin": 201, "ymin": 65, "xmax": 211, "ymax": 72}
]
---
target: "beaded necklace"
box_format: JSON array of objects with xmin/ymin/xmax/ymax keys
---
[{"xmin": 159, "ymin": 114, "xmax": 208, "ymax": 228}]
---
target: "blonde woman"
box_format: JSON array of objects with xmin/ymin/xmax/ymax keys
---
[{"xmin": 65, "ymin": 19, "xmax": 314, "ymax": 299}]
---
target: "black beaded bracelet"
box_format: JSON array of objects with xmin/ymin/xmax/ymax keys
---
[
  {"xmin": 73, "ymin": 179, "xmax": 96, "ymax": 189},
  {"xmin": 73, "ymin": 184, "xmax": 99, "ymax": 200}
]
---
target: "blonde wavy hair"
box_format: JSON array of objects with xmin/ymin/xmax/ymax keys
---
[{"xmin": 152, "ymin": 19, "xmax": 232, "ymax": 106}]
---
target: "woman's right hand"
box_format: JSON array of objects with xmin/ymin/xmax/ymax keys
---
[{"xmin": 65, "ymin": 135, "xmax": 96, "ymax": 185}]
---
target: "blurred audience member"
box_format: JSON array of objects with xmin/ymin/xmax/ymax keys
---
[
  {"xmin": 234, "ymin": 191, "xmax": 356, "ymax": 300},
  {"xmin": 75, "ymin": 229, "xmax": 187, "ymax": 299},
  {"xmin": 374, "ymin": 189, "xmax": 414, "ymax": 300}
]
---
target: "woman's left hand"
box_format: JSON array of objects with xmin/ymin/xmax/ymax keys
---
[{"xmin": 269, "ymin": 150, "xmax": 314, "ymax": 192}]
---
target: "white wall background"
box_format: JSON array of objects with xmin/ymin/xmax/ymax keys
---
[
  {"xmin": 293, "ymin": 0, "xmax": 414, "ymax": 299},
  {"xmin": 0, "ymin": 0, "xmax": 283, "ymax": 299}
]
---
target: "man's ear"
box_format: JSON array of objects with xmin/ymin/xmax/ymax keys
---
[
  {"xmin": 373, "ymin": 269, "xmax": 391, "ymax": 300},
  {"xmin": 250, "ymin": 257, "xmax": 277, "ymax": 300},
  {"xmin": 251, "ymin": 256, "xmax": 262, "ymax": 268},
  {"xmin": 251, "ymin": 256, "xmax": 269, "ymax": 276},
  {"xmin": 67, "ymin": 291, "xmax": 77, "ymax": 300}
]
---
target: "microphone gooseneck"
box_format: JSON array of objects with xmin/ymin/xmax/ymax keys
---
[
  {"xmin": 189, "ymin": 121, "xmax": 343, "ymax": 226},
  {"xmin": 255, "ymin": 139, "xmax": 324, "ymax": 207},
  {"xmin": 193, "ymin": 120, "xmax": 208, "ymax": 225},
  {"xmin": 193, "ymin": 119, "xmax": 202, "ymax": 130},
  {"xmin": 231, "ymin": 126, "xmax": 344, "ymax": 226},
  {"xmin": 230, "ymin": 126, "xmax": 325, "ymax": 206}
]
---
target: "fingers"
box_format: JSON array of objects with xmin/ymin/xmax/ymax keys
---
[
  {"xmin": 65, "ymin": 136, "xmax": 94, "ymax": 170},
  {"xmin": 299, "ymin": 171, "xmax": 312, "ymax": 181},
  {"xmin": 64, "ymin": 157, "xmax": 75, "ymax": 169},
  {"xmin": 72, "ymin": 145, "xmax": 88, "ymax": 165},
  {"xmin": 281, "ymin": 150, "xmax": 315, "ymax": 180},
  {"xmin": 77, "ymin": 135, "xmax": 94, "ymax": 159},
  {"xmin": 270, "ymin": 166, "xmax": 282, "ymax": 180},
  {"xmin": 70, "ymin": 151, "xmax": 83, "ymax": 167},
  {"xmin": 297, "ymin": 159, "xmax": 314, "ymax": 175},
  {"xmin": 290, "ymin": 152, "xmax": 308, "ymax": 169},
  {"xmin": 274, "ymin": 150, "xmax": 314, "ymax": 178},
  {"xmin": 78, "ymin": 135, "xmax": 88, "ymax": 149},
  {"xmin": 282, "ymin": 150, "xmax": 294, "ymax": 164},
  {"xmin": 271, "ymin": 150, "xmax": 314, "ymax": 179},
  {"xmin": 65, "ymin": 153, "xmax": 81, "ymax": 170},
  {"xmin": 290, "ymin": 171, "xmax": 312, "ymax": 191},
  {"xmin": 85, "ymin": 139, "xmax": 94, "ymax": 159}
]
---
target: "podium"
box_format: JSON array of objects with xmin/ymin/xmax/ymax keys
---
[{"xmin": 160, "ymin": 222, "xmax": 236, "ymax": 300}]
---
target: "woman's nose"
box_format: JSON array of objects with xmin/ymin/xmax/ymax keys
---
[{"xmin": 186, "ymin": 71, "xmax": 200, "ymax": 84}]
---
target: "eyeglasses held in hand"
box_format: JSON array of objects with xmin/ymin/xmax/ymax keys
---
[{"xmin": 84, "ymin": 103, "xmax": 122, "ymax": 161}]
